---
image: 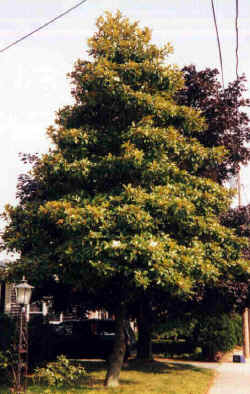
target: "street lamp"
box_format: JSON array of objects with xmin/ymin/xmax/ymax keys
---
[
  {"xmin": 15, "ymin": 277, "xmax": 34, "ymax": 393},
  {"xmin": 15, "ymin": 277, "xmax": 34, "ymax": 306}
]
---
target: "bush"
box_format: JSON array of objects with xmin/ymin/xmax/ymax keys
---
[
  {"xmin": 33, "ymin": 355, "xmax": 88, "ymax": 388},
  {"xmin": 0, "ymin": 314, "xmax": 17, "ymax": 385},
  {"xmin": 194, "ymin": 313, "xmax": 242, "ymax": 361},
  {"xmin": 0, "ymin": 351, "xmax": 12, "ymax": 385},
  {"xmin": 152, "ymin": 312, "xmax": 242, "ymax": 361},
  {"xmin": 153, "ymin": 315, "xmax": 198, "ymax": 341},
  {"xmin": 152, "ymin": 340, "xmax": 195, "ymax": 356}
]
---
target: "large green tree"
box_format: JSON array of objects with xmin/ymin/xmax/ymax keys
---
[
  {"xmin": 138, "ymin": 66, "xmax": 250, "ymax": 360},
  {"xmin": 1, "ymin": 12, "xmax": 248, "ymax": 386}
]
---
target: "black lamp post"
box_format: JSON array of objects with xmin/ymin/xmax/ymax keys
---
[{"xmin": 15, "ymin": 277, "xmax": 34, "ymax": 393}]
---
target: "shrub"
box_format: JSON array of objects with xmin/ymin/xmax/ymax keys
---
[
  {"xmin": 152, "ymin": 340, "xmax": 195, "ymax": 356},
  {"xmin": 152, "ymin": 312, "xmax": 242, "ymax": 361},
  {"xmin": 33, "ymin": 355, "xmax": 88, "ymax": 388},
  {"xmin": 153, "ymin": 315, "xmax": 198, "ymax": 341},
  {"xmin": 194, "ymin": 313, "xmax": 242, "ymax": 361},
  {"xmin": 0, "ymin": 351, "xmax": 12, "ymax": 385},
  {"xmin": 0, "ymin": 314, "xmax": 17, "ymax": 385}
]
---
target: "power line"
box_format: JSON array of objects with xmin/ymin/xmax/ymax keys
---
[
  {"xmin": 235, "ymin": 0, "xmax": 239, "ymax": 79},
  {"xmin": 210, "ymin": 0, "xmax": 225, "ymax": 89},
  {"xmin": 235, "ymin": 0, "xmax": 240, "ymax": 201},
  {"xmin": 0, "ymin": 0, "xmax": 88, "ymax": 54}
]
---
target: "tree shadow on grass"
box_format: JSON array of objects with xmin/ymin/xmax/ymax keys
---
[
  {"xmin": 24, "ymin": 359, "xmax": 210, "ymax": 392},
  {"xmin": 75, "ymin": 360, "xmax": 141, "ymax": 386},
  {"xmin": 124, "ymin": 359, "xmax": 206, "ymax": 374},
  {"xmin": 75, "ymin": 359, "xmax": 205, "ymax": 375},
  {"xmin": 61, "ymin": 358, "xmax": 210, "ymax": 391}
]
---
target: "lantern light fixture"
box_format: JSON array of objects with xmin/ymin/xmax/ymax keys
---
[{"xmin": 15, "ymin": 277, "xmax": 34, "ymax": 306}]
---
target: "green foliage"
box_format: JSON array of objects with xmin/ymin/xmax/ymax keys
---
[
  {"xmin": 152, "ymin": 340, "xmax": 195, "ymax": 359},
  {"xmin": 1, "ymin": 11, "xmax": 248, "ymax": 308},
  {"xmin": 194, "ymin": 313, "xmax": 242, "ymax": 360},
  {"xmin": 88, "ymin": 11, "xmax": 172, "ymax": 64},
  {"xmin": 0, "ymin": 314, "xmax": 18, "ymax": 385},
  {"xmin": 0, "ymin": 351, "xmax": 12, "ymax": 385},
  {"xmin": 153, "ymin": 315, "xmax": 198, "ymax": 341},
  {"xmin": 153, "ymin": 313, "xmax": 242, "ymax": 361},
  {"xmin": 32, "ymin": 355, "xmax": 88, "ymax": 388},
  {"xmin": 1, "ymin": 9, "xmax": 248, "ymax": 388},
  {"xmin": 0, "ymin": 359, "xmax": 214, "ymax": 394}
]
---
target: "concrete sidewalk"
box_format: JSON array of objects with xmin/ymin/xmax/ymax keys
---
[
  {"xmin": 208, "ymin": 349, "xmax": 250, "ymax": 394},
  {"xmin": 208, "ymin": 362, "xmax": 250, "ymax": 394},
  {"xmin": 160, "ymin": 349, "xmax": 250, "ymax": 394},
  {"xmin": 169, "ymin": 360, "xmax": 250, "ymax": 394}
]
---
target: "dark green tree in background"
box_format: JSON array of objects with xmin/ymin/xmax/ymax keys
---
[
  {"xmin": 176, "ymin": 65, "xmax": 250, "ymax": 182},
  {"xmin": 1, "ymin": 12, "xmax": 248, "ymax": 386}
]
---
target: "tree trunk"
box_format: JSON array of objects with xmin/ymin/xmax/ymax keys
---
[
  {"xmin": 137, "ymin": 300, "xmax": 153, "ymax": 360},
  {"xmin": 104, "ymin": 304, "xmax": 126, "ymax": 387}
]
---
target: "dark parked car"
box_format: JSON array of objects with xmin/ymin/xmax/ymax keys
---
[{"xmin": 50, "ymin": 319, "xmax": 136, "ymax": 359}]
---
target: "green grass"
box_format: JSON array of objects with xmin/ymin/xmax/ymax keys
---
[{"xmin": 1, "ymin": 359, "xmax": 215, "ymax": 394}]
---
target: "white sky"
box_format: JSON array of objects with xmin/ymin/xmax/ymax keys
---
[{"xmin": 0, "ymin": 0, "xmax": 249, "ymax": 258}]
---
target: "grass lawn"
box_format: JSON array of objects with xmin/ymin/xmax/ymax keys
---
[{"xmin": 1, "ymin": 359, "xmax": 215, "ymax": 394}]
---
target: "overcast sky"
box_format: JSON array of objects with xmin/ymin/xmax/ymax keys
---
[{"xmin": 0, "ymin": 0, "xmax": 250, "ymax": 257}]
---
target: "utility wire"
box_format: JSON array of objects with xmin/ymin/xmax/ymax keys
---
[
  {"xmin": 0, "ymin": 0, "xmax": 88, "ymax": 54},
  {"xmin": 210, "ymin": 0, "xmax": 225, "ymax": 89},
  {"xmin": 235, "ymin": 0, "xmax": 239, "ymax": 79},
  {"xmin": 235, "ymin": 0, "xmax": 241, "ymax": 206}
]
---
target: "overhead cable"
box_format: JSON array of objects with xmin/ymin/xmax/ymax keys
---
[
  {"xmin": 235, "ymin": 0, "xmax": 241, "ymax": 203},
  {"xmin": 0, "ymin": 0, "xmax": 88, "ymax": 54},
  {"xmin": 235, "ymin": 0, "xmax": 239, "ymax": 79},
  {"xmin": 210, "ymin": 0, "xmax": 225, "ymax": 89}
]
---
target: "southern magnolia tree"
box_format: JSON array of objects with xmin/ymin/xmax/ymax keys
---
[
  {"xmin": 136, "ymin": 66, "xmax": 250, "ymax": 359},
  {"xmin": 1, "ymin": 12, "xmax": 248, "ymax": 386}
]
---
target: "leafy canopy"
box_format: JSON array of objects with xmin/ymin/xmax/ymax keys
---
[{"xmin": 1, "ymin": 11, "xmax": 248, "ymax": 306}]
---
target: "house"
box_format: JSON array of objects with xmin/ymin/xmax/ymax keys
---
[
  {"xmin": 0, "ymin": 260, "xmax": 109, "ymax": 322},
  {"xmin": 0, "ymin": 259, "xmax": 46, "ymax": 320}
]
